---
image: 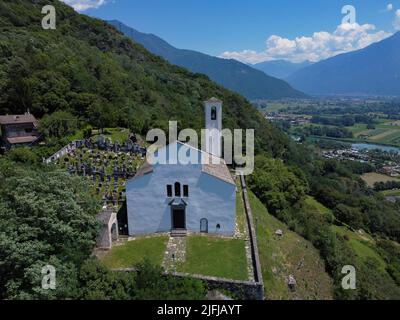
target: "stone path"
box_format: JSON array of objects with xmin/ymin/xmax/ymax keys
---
[{"xmin": 162, "ymin": 236, "xmax": 187, "ymax": 272}]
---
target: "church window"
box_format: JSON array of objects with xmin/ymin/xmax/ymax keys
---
[
  {"xmin": 211, "ymin": 106, "xmax": 217, "ymax": 120},
  {"xmin": 174, "ymin": 182, "xmax": 181, "ymax": 197},
  {"xmin": 183, "ymin": 185, "xmax": 189, "ymax": 197},
  {"xmin": 167, "ymin": 185, "xmax": 172, "ymax": 197}
]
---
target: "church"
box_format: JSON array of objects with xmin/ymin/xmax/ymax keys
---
[{"xmin": 125, "ymin": 98, "xmax": 237, "ymax": 237}]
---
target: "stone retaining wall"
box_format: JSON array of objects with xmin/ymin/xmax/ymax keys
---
[
  {"xmin": 239, "ymin": 175, "xmax": 264, "ymax": 290},
  {"xmin": 114, "ymin": 268, "xmax": 264, "ymax": 300}
]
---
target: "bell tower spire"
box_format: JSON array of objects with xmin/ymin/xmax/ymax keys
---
[{"xmin": 204, "ymin": 97, "xmax": 222, "ymax": 157}]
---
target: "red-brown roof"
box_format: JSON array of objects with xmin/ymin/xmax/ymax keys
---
[{"xmin": 0, "ymin": 114, "xmax": 38, "ymax": 126}]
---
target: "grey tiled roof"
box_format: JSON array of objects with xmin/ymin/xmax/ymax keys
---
[
  {"xmin": 131, "ymin": 143, "xmax": 235, "ymax": 185},
  {"xmin": 0, "ymin": 113, "xmax": 38, "ymax": 126}
]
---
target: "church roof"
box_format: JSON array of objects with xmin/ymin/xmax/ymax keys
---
[
  {"xmin": 204, "ymin": 97, "xmax": 223, "ymax": 104},
  {"xmin": 131, "ymin": 142, "xmax": 235, "ymax": 185},
  {"xmin": 202, "ymin": 153, "xmax": 235, "ymax": 185},
  {"xmin": 134, "ymin": 160, "xmax": 153, "ymax": 178}
]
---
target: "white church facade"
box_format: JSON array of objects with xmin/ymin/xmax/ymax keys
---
[{"xmin": 125, "ymin": 98, "xmax": 237, "ymax": 236}]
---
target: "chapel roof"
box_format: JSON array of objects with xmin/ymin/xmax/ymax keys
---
[{"xmin": 132, "ymin": 142, "xmax": 235, "ymax": 185}]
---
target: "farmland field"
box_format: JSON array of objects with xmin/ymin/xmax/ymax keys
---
[
  {"xmin": 361, "ymin": 173, "xmax": 400, "ymax": 188},
  {"xmin": 346, "ymin": 120, "xmax": 400, "ymax": 146}
]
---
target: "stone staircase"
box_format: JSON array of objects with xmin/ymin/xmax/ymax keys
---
[{"xmin": 162, "ymin": 236, "xmax": 187, "ymax": 272}]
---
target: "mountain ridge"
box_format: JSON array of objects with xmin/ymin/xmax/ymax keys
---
[
  {"xmin": 287, "ymin": 32, "xmax": 400, "ymax": 96},
  {"xmin": 253, "ymin": 60, "xmax": 313, "ymax": 80},
  {"xmin": 108, "ymin": 20, "xmax": 306, "ymax": 100}
]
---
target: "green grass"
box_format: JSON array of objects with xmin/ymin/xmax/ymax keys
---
[
  {"xmin": 304, "ymin": 196, "xmax": 335, "ymax": 222},
  {"xmin": 249, "ymin": 191, "xmax": 334, "ymax": 300},
  {"xmin": 102, "ymin": 236, "xmax": 168, "ymax": 268},
  {"xmin": 178, "ymin": 236, "xmax": 248, "ymax": 281},
  {"xmin": 381, "ymin": 189, "xmax": 400, "ymax": 196},
  {"xmin": 92, "ymin": 127, "xmax": 130, "ymax": 143},
  {"xmin": 331, "ymin": 226, "xmax": 386, "ymax": 271},
  {"xmin": 236, "ymin": 183, "xmax": 247, "ymax": 236},
  {"xmin": 348, "ymin": 124, "xmax": 368, "ymax": 135}
]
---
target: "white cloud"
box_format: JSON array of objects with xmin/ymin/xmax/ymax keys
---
[
  {"xmin": 387, "ymin": 4, "xmax": 394, "ymax": 12},
  {"xmin": 60, "ymin": 0, "xmax": 108, "ymax": 12},
  {"xmin": 219, "ymin": 23, "xmax": 392, "ymax": 64},
  {"xmin": 394, "ymin": 9, "xmax": 400, "ymax": 30}
]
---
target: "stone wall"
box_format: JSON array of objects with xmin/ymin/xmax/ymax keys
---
[
  {"xmin": 239, "ymin": 175, "xmax": 264, "ymax": 289},
  {"xmin": 113, "ymin": 268, "xmax": 264, "ymax": 300}
]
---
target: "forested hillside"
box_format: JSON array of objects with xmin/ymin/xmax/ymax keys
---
[
  {"xmin": 0, "ymin": 0, "xmax": 292, "ymax": 159},
  {"xmin": 1, "ymin": 0, "xmax": 400, "ymax": 300},
  {"xmin": 109, "ymin": 20, "xmax": 306, "ymax": 100}
]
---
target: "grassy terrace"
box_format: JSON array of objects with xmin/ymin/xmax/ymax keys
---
[
  {"xmin": 177, "ymin": 236, "xmax": 248, "ymax": 281},
  {"xmin": 102, "ymin": 236, "xmax": 168, "ymax": 268},
  {"xmin": 236, "ymin": 182, "xmax": 247, "ymax": 236},
  {"xmin": 249, "ymin": 190, "xmax": 334, "ymax": 300},
  {"xmin": 331, "ymin": 226, "xmax": 387, "ymax": 271}
]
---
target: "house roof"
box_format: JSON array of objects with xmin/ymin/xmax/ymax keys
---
[
  {"xmin": 0, "ymin": 113, "xmax": 38, "ymax": 126},
  {"xmin": 132, "ymin": 142, "xmax": 235, "ymax": 185},
  {"xmin": 6, "ymin": 136, "xmax": 39, "ymax": 145}
]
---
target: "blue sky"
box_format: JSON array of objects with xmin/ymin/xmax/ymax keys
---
[{"xmin": 62, "ymin": 0, "xmax": 400, "ymax": 63}]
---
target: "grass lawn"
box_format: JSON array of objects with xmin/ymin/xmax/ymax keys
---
[
  {"xmin": 361, "ymin": 172, "xmax": 400, "ymax": 188},
  {"xmin": 102, "ymin": 236, "xmax": 168, "ymax": 268},
  {"xmin": 249, "ymin": 190, "xmax": 334, "ymax": 300},
  {"xmin": 178, "ymin": 236, "xmax": 248, "ymax": 281},
  {"xmin": 236, "ymin": 183, "xmax": 247, "ymax": 236}
]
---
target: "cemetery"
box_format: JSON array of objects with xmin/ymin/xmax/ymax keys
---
[{"xmin": 49, "ymin": 131, "xmax": 146, "ymax": 210}]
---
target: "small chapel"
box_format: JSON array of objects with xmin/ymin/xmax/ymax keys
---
[{"xmin": 125, "ymin": 98, "xmax": 237, "ymax": 236}]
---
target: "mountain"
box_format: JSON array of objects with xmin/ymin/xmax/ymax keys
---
[
  {"xmin": 253, "ymin": 60, "xmax": 312, "ymax": 80},
  {"xmin": 287, "ymin": 32, "xmax": 400, "ymax": 96},
  {"xmin": 0, "ymin": 0, "xmax": 295, "ymax": 159},
  {"xmin": 108, "ymin": 20, "xmax": 306, "ymax": 100}
]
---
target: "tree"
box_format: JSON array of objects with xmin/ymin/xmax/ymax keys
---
[
  {"xmin": 0, "ymin": 159, "xmax": 100, "ymax": 299},
  {"xmin": 39, "ymin": 111, "xmax": 79, "ymax": 138},
  {"xmin": 78, "ymin": 259, "xmax": 206, "ymax": 300},
  {"xmin": 248, "ymin": 155, "xmax": 309, "ymax": 214}
]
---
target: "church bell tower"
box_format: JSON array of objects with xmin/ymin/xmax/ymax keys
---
[{"xmin": 204, "ymin": 97, "xmax": 222, "ymax": 157}]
